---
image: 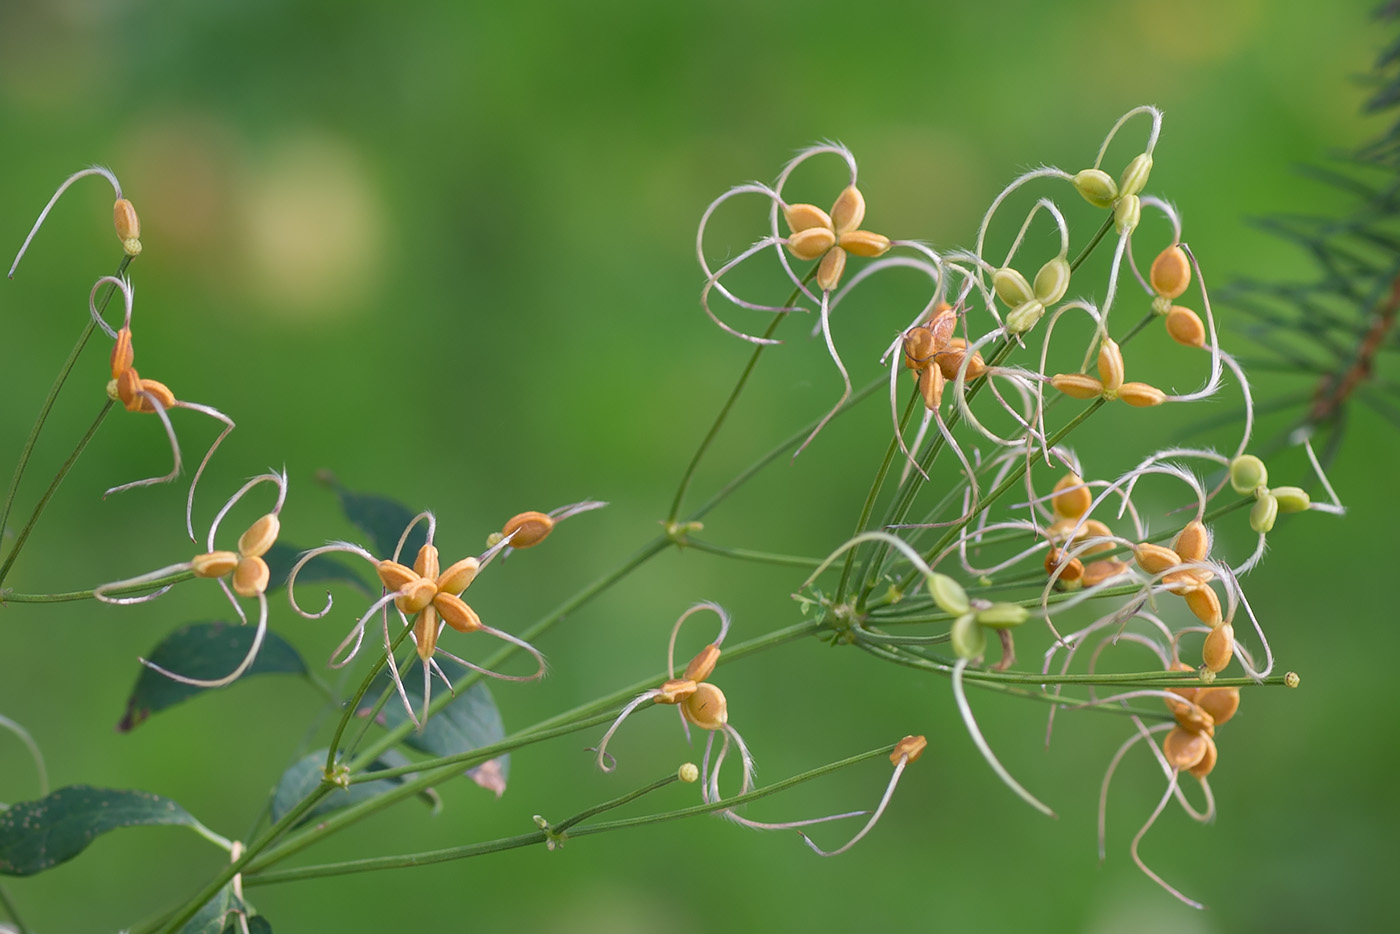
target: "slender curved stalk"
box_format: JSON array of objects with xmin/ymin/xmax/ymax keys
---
[
  {"xmin": 1, "ymin": 568, "xmax": 195, "ymax": 604},
  {"xmin": 325, "ymin": 619, "xmax": 414, "ymax": 776},
  {"xmin": 678, "ymin": 537, "xmax": 824, "ymax": 568}
]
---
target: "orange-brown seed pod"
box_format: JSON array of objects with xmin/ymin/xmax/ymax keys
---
[
  {"xmin": 1162, "ymin": 726, "xmax": 1209, "ymax": 771},
  {"xmin": 918, "ymin": 362, "xmax": 944, "ymax": 410},
  {"xmin": 1173, "ymin": 520, "xmax": 1209, "ymax": 563},
  {"xmin": 903, "ymin": 327, "xmax": 935, "ymax": 369},
  {"xmin": 237, "ymin": 514, "xmax": 280, "ymax": 559},
  {"xmin": 1165, "ymin": 661, "xmax": 1199, "ymax": 705},
  {"xmin": 413, "ymin": 606, "xmax": 440, "ymax": 660},
  {"xmin": 654, "ymin": 678, "xmax": 698, "ymax": 705},
  {"xmin": 1082, "ymin": 558, "xmax": 1128, "ymax": 587},
  {"xmin": 437, "ymin": 556, "xmax": 480, "ymax": 595},
  {"xmin": 1134, "ymin": 542, "xmax": 1182, "ymax": 575},
  {"xmin": 1169, "ymin": 699, "xmax": 1215, "ymax": 737},
  {"xmin": 830, "ymin": 186, "xmax": 866, "ymax": 234},
  {"xmin": 395, "ymin": 576, "xmax": 438, "ymax": 615},
  {"xmin": 1184, "ymin": 585, "xmax": 1223, "ymax": 627},
  {"xmin": 1165, "ymin": 306, "xmax": 1206, "ymax": 349},
  {"xmin": 892, "ymin": 734, "xmax": 927, "ymax": 765},
  {"xmin": 1051, "ymin": 373, "xmax": 1105, "ymax": 400},
  {"xmin": 111, "ymin": 328, "xmax": 135, "ymax": 379},
  {"xmin": 784, "ymin": 203, "xmax": 832, "ymax": 233},
  {"xmin": 1195, "ymin": 686, "xmax": 1240, "ymax": 727},
  {"xmin": 1149, "ymin": 246, "xmax": 1191, "ymax": 299},
  {"xmin": 1162, "ymin": 570, "xmax": 1202, "ymax": 596},
  {"xmin": 927, "ymin": 305, "xmax": 957, "ymax": 348},
  {"xmin": 1044, "ymin": 547, "xmax": 1085, "ymax": 582},
  {"xmin": 680, "ymin": 681, "xmax": 728, "ymax": 730},
  {"xmin": 434, "ymin": 592, "xmax": 482, "ymax": 633},
  {"xmin": 413, "ymin": 544, "xmax": 440, "ymax": 581},
  {"xmin": 837, "ymin": 229, "xmax": 890, "ymax": 258},
  {"xmin": 937, "ymin": 338, "xmax": 989, "ymax": 381},
  {"xmin": 116, "ymin": 368, "xmax": 146, "ymax": 411},
  {"xmin": 191, "ymin": 551, "xmax": 240, "ymax": 579},
  {"xmin": 787, "ymin": 227, "xmax": 837, "ymax": 262},
  {"xmin": 113, "ymin": 198, "xmax": 141, "ymax": 241},
  {"xmin": 1051, "ymin": 473, "xmax": 1093, "ymax": 520},
  {"xmin": 502, "ymin": 511, "xmax": 555, "ymax": 548},
  {"xmin": 816, "ymin": 245, "xmax": 848, "ymax": 291},
  {"xmin": 1096, "ymin": 338, "xmax": 1125, "ymax": 394},
  {"xmin": 683, "ymin": 643, "xmax": 722, "ymax": 683},
  {"xmin": 1119, "ymin": 382, "xmax": 1167, "ymax": 407},
  {"xmin": 1187, "ymin": 733, "xmax": 1218, "ymax": 780},
  {"xmin": 232, "ymin": 555, "xmax": 271, "ymax": 598},
  {"xmin": 1077, "ymin": 518, "xmax": 1115, "ymax": 555},
  {"xmin": 376, "ymin": 560, "xmax": 418, "ymax": 592},
  {"xmin": 1202, "ymin": 623, "xmax": 1235, "ymax": 673}
]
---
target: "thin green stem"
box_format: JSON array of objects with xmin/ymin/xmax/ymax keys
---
[
  {"xmin": 667, "ymin": 272, "xmax": 814, "ymax": 524},
  {"xmin": 550, "ymin": 771, "xmax": 681, "ymax": 835},
  {"xmin": 835, "ymin": 387, "xmax": 920, "ymax": 604},
  {"xmin": 0, "ymin": 882, "xmax": 28, "ymax": 934},
  {"xmin": 2, "ymin": 568, "xmax": 195, "ymax": 604},
  {"xmin": 678, "ymin": 536, "xmax": 823, "ymax": 568},
  {"xmin": 245, "ymin": 743, "xmax": 893, "ymax": 886},
  {"xmin": 1072, "ymin": 215, "xmax": 1116, "ymax": 274},
  {"xmin": 0, "ymin": 400, "xmax": 114, "ymax": 587},
  {"xmin": 0, "ymin": 256, "xmax": 130, "ymax": 556},
  {"xmin": 325, "ymin": 620, "xmax": 414, "ymax": 776}
]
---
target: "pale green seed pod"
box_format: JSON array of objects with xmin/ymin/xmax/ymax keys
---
[
  {"xmin": 1073, "ymin": 168, "xmax": 1117, "ymax": 208},
  {"xmin": 1033, "ymin": 256, "xmax": 1071, "ymax": 304},
  {"xmin": 1273, "ymin": 486, "xmax": 1311, "ymax": 513},
  {"xmin": 1229, "ymin": 455, "xmax": 1268, "ymax": 495},
  {"xmin": 950, "ymin": 612, "xmax": 986, "ymax": 661},
  {"xmin": 1250, "ymin": 492, "xmax": 1278, "ymax": 534},
  {"xmin": 927, "ymin": 573, "xmax": 970, "ymax": 615},
  {"xmin": 1005, "ymin": 299, "xmax": 1045, "ymax": 334},
  {"xmin": 1118, "ymin": 153, "xmax": 1153, "ymax": 199},
  {"xmin": 678, "ymin": 762, "xmax": 700, "ymax": 783},
  {"xmin": 1113, "ymin": 194, "xmax": 1141, "ymax": 235},
  {"xmin": 975, "ymin": 603, "xmax": 1029, "ymax": 630},
  {"xmin": 992, "ymin": 267, "xmax": 1035, "ymax": 307}
]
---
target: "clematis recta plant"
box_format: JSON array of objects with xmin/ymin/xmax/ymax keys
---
[{"xmin": 0, "ymin": 106, "xmax": 1352, "ymax": 932}]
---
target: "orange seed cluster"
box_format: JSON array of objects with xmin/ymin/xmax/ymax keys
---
[
  {"xmin": 376, "ymin": 544, "xmax": 483, "ymax": 660},
  {"xmin": 783, "ymin": 185, "xmax": 891, "ymax": 292},
  {"xmin": 1050, "ymin": 337, "xmax": 1167, "ymax": 407},
  {"xmin": 191, "ymin": 512, "xmax": 280, "ymax": 598}
]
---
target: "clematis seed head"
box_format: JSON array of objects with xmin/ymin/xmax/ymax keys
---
[
  {"xmin": 682, "ymin": 643, "xmax": 721, "ymax": 683},
  {"xmin": 784, "ymin": 202, "xmax": 832, "ymax": 233},
  {"xmin": 1149, "ymin": 246, "xmax": 1191, "ymax": 299},
  {"xmin": 237, "ymin": 514, "xmax": 280, "ymax": 559},
  {"xmin": 681, "ymin": 682, "xmax": 728, "ymax": 730},
  {"xmin": 502, "ymin": 511, "xmax": 555, "ymax": 548},
  {"xmin": 891, "ymin": 734, "xmax": 928, "ymax": 765},
  {"xmin": 232, "ymin": 555, "xmax": 270, "ymax": 598},
  {"xmin": 1073, "ymin": 168, "xmax": 1118, "ymax": 208},
  {"xmin": 192, "ymin": 551, "xmax": 240, "ymax": 578}
]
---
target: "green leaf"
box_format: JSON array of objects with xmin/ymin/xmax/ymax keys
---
[
  {"xmin": 0, "ymin": 786, "xmax": 202, "ymax": 876},
  {"xmin": 262, "ymin": 541, "xmax": 369, "ymax": 595},
  {"xmin": 119, "ymin": 622, "xmax": 310, "ymax": 732},
  {"xmin": 270, "ymin": 749, "xmax": 437, "ymax": 826},
  {"xmin": 318, "ymin": 472, "xmax": 425, "ymax": 559},
  {"xmin": 179, "ymin": 883, "xmax": 234, "ymax": 934},
  {"xmin": 369, "ymin": 658, "xmax": 510, "ymax": 792},
  {"xmin": 227, "ymin": 916, "xmax": 273, "ymax": 934}
]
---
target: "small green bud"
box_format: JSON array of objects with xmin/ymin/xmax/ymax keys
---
[
  {"xmin": 678, "ymin": 762, "xmax": 699, "ymax": 783},
  {"xmin": 1005, "ymin": 299, "xmax": 1045, "ymax": 334},
  {"xmin": 1033, "ymin": 256, "xmax": 1070, "ymax": 305},
  {"xmin": 927, "ymin": 573, "xmax": 970, "ymax": 615},
  {"xmin": 1285, "ymin": 671, "xmax": 1300, "ymax": 688},
  {"xmin": 1118, "ymin": 153, "xmax": 1153, "ymax": 199},
  {"xmin": 1113, "ymin": 194, "xmax": 1140, "ymax": 235},
  {"xmin": 1250, "ymin": 491, "xmax": 1279, "ymax": 534},
  {"xmin": 992, "ymin": 267, "xmax": 1035, "ymax": 308},
  {"xmin": 951, "ymin": 612, "xmax": 986, "ymax": 661},
  {"xmin": 1229, "ymin": 455, "xmax": 1268, "ymax": 495},
  {"xmin": 1073, "ymin": 168, "xmax": 1117, "ymax": 208},
  {"xmin": 975, "ymin": 603, "xmax": 1029, "ymax": 630},
  {"xmin": 1272, "ymin": 486, "xmax": 1311, "ymax": 513}
]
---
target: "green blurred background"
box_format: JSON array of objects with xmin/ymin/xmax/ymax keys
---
[{"xmin": 2, "ymin": 0, "xmax": 1396, "ymax": 930}]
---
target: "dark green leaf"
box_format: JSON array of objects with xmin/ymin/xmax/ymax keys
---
[
  {"xmin": 0, "ymin": 786, "xmax": 201, "ymax": 876},
  {"xmin": 262, "ymin": 541, "xmax": 369, "ymax": 595},
  {"xmin": 119, "ymin": 622, "xmax": 310, "ymax": 732},
  {"xmin": 180, "ymin": 883, "xmax": 235, "ymax": 934},
  {"xmin": 317, "ymin": 472, "xmax": 424, "ymax": 559},
  {"xmin": 226, "ymin": 916, "xmax": 272, "ymax": 934},
  {"xmin": 270, "ymin": 749, "xmax": 437, "ymax": 826},
  {"xmin": 369, "ymin": 658, "xmax": 510, "ymax": 792}
]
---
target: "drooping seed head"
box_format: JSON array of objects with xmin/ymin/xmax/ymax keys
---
[
  {"xmin": 1173, "ymin": 520, "xmax": 1209, "ymax": 563},
  {"xmin": 1187, "ymin": 733, "xmax": 1218, "ymax": 780},
  {"xmin": 681, "ymin": 681, "xmax": 728, "ymax": 730},
  {"xmin": 1273, "ymin": 486, "xmax": 1311, "ymax": 514},
  {"xmin": 1165, "ymin": 305, "xmax": 1206, "ymax": 349},
  {"xmin": 437, "ymin": 556, "xmax": 480, "ymax": 595},
  {"xmin": 838, "ymin": 229, "xmax": 890, "ymax": 258},
  {"xmin": 434, "ymin": 592, "xmax": 482, "ymax": 633},
  {"xmin": 1229, "ymin": 455, "xmax": 1268, "ymax": 495},
  {"xmin": 927, "ymin": 305, "xmax": 957, "ymax": 348},
  {"xmin": 786, "ymin": 226, "xmax": 837, "ymax": 262},
  {"xmin": 191, "ymin": 550, "xmax": 240, "ymax": 579},
  {"xmin": 1184, "ymin": 584, "xmax": 1223, "ymax": 627},
  {"xmin": 111, "ymin": 328, "xmax": 134, "ymax": 379},
  {"xmin": 237, "ymin": 514, "xmax": 280, "ymax": 559},
  {"xmin": 1118, "ymin": 153, "xmax": 1153, "ymax": 199},
  {"xmin": 918, "ymin": 362, "xmax": 944, "ymax": 410},
  {"xmin": 1162, "ymin": 725, "xmax": 1209, "ymax": 771},
  {"xmin": 1170, "ymin": 698, "xmax": 1215, "ymax": 737},
  {"xmin": 502, "ymin": 511, "xmax": 555, "ymax": 548},
  {"xmin": 1044, "ymin": 547, "xmax": 1085, "ymax": 582},
  {"xmin": 927, "ymin": 573, "xmax": 970, "ymax": 615},
  {"xmin": 903, "ymin": 326, "xmax": 936, "ymax": 369},
  {"xmin": 1165, "ymin": 661, "xmax": 1199, "ymax": 704},
  {"xmin": 1082, "ymin": 558, "xmax": 1128, "ymax": 586},
  {"xmin": 992, "ymin": 267, "xmax": 1035, "ymax": 308},
  {"xmin": 683, "ymin": 643, "xmax": 722, "ymax": 683},
  {"xmin": 1118, "ymin": 382, "xmax": 1166, "ymax": 407},
  {"xmin": 1078, "ymin": 518, "xmax": 1115, "ymax": 554},
  {"xmin": 1050, "ymin": 373, "xmax": 1105, "ymax": 400},
  {"xmin": 937, "ymin": 339, "xmax": 989, "ymax": 381},
  {"xmin": 1149, "ymin": 246, "xmax": 1191, "ymax": 299},
  {"xmin": 1134, "ymin": 542, "xmax": 1182, "ymax": 575},
  {"xmin": 1195, "ymin": 686, "xmax": 1240, "ymax": 726},
  {"xmin": 816, "ymin": 246, "xmax": 848, "ymax": 291},
  {"xmin": 830, "ymin": 185, "xmax": 866, "ymax": 234},
  {"xmin": 1113, "ymin": 194, "xmax": 1141, "ymax": 235},
  {"xmin": 1052, "ymin": 473, "xmax": 1093, "ymax": 520},
  {"xmin": 232, "ymin": 555, "xmax": 271, "ymax": 598},
  {"xmin": 113, "ymin": 198, "xmax": 141, "ymax": 241},
  {"xmin": 891, "ymin": 734, "xmax": 927, "ymax": 765},
  {"xmin": 1033, "ymin": 256, "xmax": 1071, "ymax": 305},
  {"xmin": 1072, "ymin": 168, "xmax": 1118, "ymax": 208},
  {"xmin": 950, "ymin": 612, "xmax": 986, "ymax": 661},
  {"xmin": 1202, "ymin": 623, "xmax": 1235, "ymax": 673},
  {"xmin": 784, "ymin": 202, "xmax": 832, "ymax": 234},
  {"xmin": 1250, "ymin": 492, "xmax": 1279, "ymax": 534}
]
